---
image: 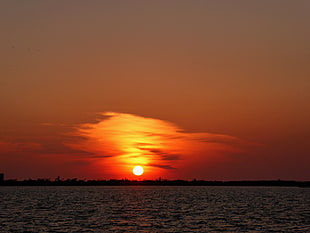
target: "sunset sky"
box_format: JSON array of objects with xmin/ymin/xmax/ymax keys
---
[{"xmin": 1, "ymin": 1, "xmax": 309, "ymax": 180}]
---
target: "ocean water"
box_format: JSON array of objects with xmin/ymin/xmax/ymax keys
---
[{"xmin": 0, "ymin": 186, "xmax": 309, "ymax": 232}]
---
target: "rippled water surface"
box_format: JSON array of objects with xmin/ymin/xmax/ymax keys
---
[{"xmin": 0, "ymin": 186, "xmax": 309, "ymax": 232}]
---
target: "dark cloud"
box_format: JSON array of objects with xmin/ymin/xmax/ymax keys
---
[
  {"xmin": 148, "ymin": 164, "xmax": 176, "ymax": 170},
  {"xmin": 138, "ymin": 147, "xmax": 180, "ymax": 161}
]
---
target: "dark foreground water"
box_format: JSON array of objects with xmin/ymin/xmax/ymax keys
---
[{"xmin": 0, "ymin": 186, "xmax": 309, "ymax": 232}]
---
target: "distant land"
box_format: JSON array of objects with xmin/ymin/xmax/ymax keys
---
[{"xmin": 0, "ymin": 177, "xmax": 309, "ymax": 187}]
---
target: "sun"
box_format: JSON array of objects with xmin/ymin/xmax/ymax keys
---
[{"xmin": 133, "ymin": 166, "xmax": 144, "ymax": 176}]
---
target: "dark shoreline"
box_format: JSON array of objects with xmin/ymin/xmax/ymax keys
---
[{"xmin": 1, "ymin": 179, "xmax": 309, "ymax": 187}]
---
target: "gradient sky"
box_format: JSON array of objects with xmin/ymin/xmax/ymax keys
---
[{"xmin": 1, "ymin": 1, "xmax": 309, "ymax": 180}]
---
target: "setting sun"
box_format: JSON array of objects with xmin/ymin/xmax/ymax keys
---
[{"xmin": 133, "ymin": 166, "xmax": 144, "ymax": 176}]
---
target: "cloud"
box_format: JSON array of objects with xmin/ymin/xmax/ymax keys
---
[
  {"xmin": 148, "ymin": 164, "xmax": 176, "ymax": 170},
  {"xmin": 66, "ymin": 112, "xmax": 245, "ymax": 173},
  {"xmin": 138, "ymin": 147, "xmax": 180, "ymax": 161},
  {"xmin": 0, "ymin": 139, "xmax": 42, "ymax": 153}
]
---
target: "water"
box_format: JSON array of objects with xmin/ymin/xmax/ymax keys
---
[{"xmin": 0, "ymin": 186, "xmax": 309, "ymax": 232}]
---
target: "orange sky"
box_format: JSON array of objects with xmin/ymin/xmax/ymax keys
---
[{"xmin": 0, "ymin": 1, "xmax": 309, "ymax": 180}]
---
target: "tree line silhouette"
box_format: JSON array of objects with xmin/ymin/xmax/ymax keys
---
[{"xmin": 0, "ymin": 177, "xmax": 309, "ymax": 187}]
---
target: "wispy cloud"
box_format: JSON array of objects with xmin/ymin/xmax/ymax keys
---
[{"xmin": 0, "ymin": 139, "xmax": 42, "ymax": 153}]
